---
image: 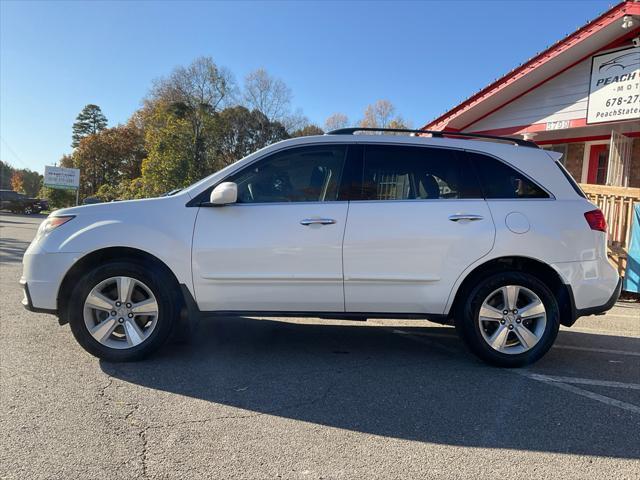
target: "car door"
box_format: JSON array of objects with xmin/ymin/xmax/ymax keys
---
[
  {"xmin": 342, "ymin": 143, "xmax": 496, "ymax": 314},
  {"xmin": 192, "ymin": 144, "xmax": 349, "ymax": 312}
]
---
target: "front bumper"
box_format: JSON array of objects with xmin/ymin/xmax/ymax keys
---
[
  {"xmin": 21, "ymin": 281, "xmax": 57, "ymax": 315},
  {"xmin": 21, "ymin": 248, "xmax": 79, "ymax": 313}
]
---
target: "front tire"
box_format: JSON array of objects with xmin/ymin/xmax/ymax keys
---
[
  {"xmin": 455, "ymin": 271, "xmax": 560, "ymax": 367},
  {"xmin": 68, "ymin": 260, "xmax": 178, "ymax": 361}
]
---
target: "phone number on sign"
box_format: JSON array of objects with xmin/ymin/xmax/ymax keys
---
[{"xmin": 605, "ymin": 95, "xmax": 639, "ymax": 107}]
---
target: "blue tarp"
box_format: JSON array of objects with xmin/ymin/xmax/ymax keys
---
[{"xmin": 623, "ymin": 203, "xmax": 640, "ymax": 293}]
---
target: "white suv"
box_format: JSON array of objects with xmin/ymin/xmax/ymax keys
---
[{"xmin": 21, "ymin": 128, "xmax": 621, "ymax": 367}]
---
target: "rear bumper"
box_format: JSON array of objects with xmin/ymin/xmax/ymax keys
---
[
  {"xmin": 573, "ymin": 276, "xmax": 622, "ymax": 319},
  {"xmin": 551, "ymin": 257, "xmax": 620, "ymax": 326}
]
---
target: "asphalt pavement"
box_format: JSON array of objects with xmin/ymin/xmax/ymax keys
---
[{"xmin": 1, "ymin": 213, "xmax": 639, "ymax": 479}]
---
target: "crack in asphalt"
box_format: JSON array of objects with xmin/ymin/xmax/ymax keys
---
[
  {"xmin": 96, "ymin": 376, "xmax": 114, "ymax": 399},
  {"xmin": 96, "ymin": 370, "xmax": 337, "ymax": 479}
]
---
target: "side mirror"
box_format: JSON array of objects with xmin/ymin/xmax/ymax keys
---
[{"xmin": 209, "ymin": 182, "xmax": 238, "ymax": 205}]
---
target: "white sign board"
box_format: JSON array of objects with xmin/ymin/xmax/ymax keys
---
[
  {"xmin": 587, "ymin": 47, "xmax": 640, "ymax": 124},
  {"xmin": 44, "ymin": 166, "xmax": 80, "ymax": 190}
]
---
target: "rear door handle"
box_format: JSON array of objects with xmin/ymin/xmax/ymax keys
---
[
  {"xmin": 300, "ymin": 218, "xmax": 336, "ymax": 226},
  {"xmin": 448, "ymin": 214, "xmax": 484, "ymax": 222}
]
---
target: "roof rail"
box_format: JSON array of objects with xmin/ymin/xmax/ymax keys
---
[{"xmin": 326, "ymin": 127, "xmax": 539, "ymax": 149}]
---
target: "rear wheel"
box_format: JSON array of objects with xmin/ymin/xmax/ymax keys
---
[
  {"xmin": 455, "ymin": 271, "xmax": 559, "ymax": 367},
  {"xmin": 23, "ymin": 205, "xmax": 33, "ymax": 215},
  {"xmin": 68, "ymin": 260, "xmax": 178, "ymax": 361}
]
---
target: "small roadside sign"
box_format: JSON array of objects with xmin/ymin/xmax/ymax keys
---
[{"xmin": 44, "ymin": 166, "xmax": 80, "ymax": 190}]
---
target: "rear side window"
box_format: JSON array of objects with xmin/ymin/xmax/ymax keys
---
[
  {"xmin": 359, "ymin": 145, "xmax": 482, "ymax": 201},
  {"xmin": 468, "ymin": 152, "xmax": 549, "ymax": 199}
]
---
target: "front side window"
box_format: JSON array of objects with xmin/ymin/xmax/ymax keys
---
[
  {"xmin": 469, "ymin": 152, "xmax": 549, "ymax": 199},
  {"xmin": 227, "ymin": 145, "xmax": 347, "ymax": 203},
  {"xmin": 360, "ymin": 145, "xmax": 482, "ymax": 201}
]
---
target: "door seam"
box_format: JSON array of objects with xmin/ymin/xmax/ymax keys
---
[{"xmin": 341, "ymin": 200, "xmax": 351, "ymax": 312}]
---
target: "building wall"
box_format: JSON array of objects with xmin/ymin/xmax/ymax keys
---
[
  {"xmin": 468, "ymin": 46, "xmax": 639, "ymax": 134},
  {"xmin": 564, "ymin": 143, "xmax": 585, "ymax": 181},
  {"xmin": 566, "ymin": 138, "xmax": 639, "ymax": 187},
  {"xmin": 469, "ymin": 56, "xmax": 592, "ymax": 132}
]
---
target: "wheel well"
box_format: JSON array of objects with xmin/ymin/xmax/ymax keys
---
[
  {"xmin": 57, "ymin": 247, "xmax": 182, "ymax": 324},
  {"xmin": 449, "ymin": 256, "xmax": 574, "ymax": 327}
]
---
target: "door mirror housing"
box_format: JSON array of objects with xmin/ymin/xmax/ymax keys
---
[{"xmin": 209, "ymin": 182, "xmax": 238, "ymax": 206}]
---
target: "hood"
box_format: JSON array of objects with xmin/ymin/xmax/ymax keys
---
[{"xmin": 51, "ymin": 193, "xmax": 189, "ymax": 217}]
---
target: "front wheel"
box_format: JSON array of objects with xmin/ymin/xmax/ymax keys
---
[
  {"xmin": 23, "ymin": 205, "xmax": 33, "ymax": 215},
  {"xmin": 455, "ymin": 272, "xmax": 560, "ymax": 367},
  {"xmin": 68, "ymin": 261, "xmax": 178, "ymax": 361}
]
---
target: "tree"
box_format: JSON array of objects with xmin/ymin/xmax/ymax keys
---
[
  {"xmin": 149, "ymin": 57, "xmax": 235, "ymax": 180},
  {"xmin": 38, "ymin": 186, "xmax": 75, "ymax": 210},
  {"xmin": 0, "ymin": 161, "xmax": 43, "ymax": 196},
  {"xmin": 72, "ymin": 104, "xmax": 108, "ymax": 148},
  {"xmin": 243, "ymin": 68, "xmax": 292, "ymax": 123},
  {"xmin": 0, "ymin": 160, "xmax": 13, "ymax": 189},
  {"xmin": 324, "ymin": 113, "xmax": 349, "ymax": 132},
  {"xmin": 71, "ymin": 123, "xmax": 146, "ymax": 198},
  {"xmin": 212, "ymin": 106, "xmax": 289, "ymax": 169},
  {"xmin": 21, "ymin": 170, "xmax": 43, "ymax": 197},
  {"xmin": 290, "ymin": 124, "xmax": 324, "ymax": 137},
  {"xmin": 360, "ymin": 99, "xmax": 395, "ymax": 128},
  {"xmin": 358, "ymin": 100, "xmax": 409, "ymax": 132},
  {"xmin": 10, "ymin": 171, "xmax": 24, "ymax": 193},
  {"xmin": 139, "ymin": 102, "xmax": 195, "ymax": 197}
]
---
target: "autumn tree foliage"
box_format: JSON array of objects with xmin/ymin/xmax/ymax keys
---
[
  {"xmin": 324, "ymin": 113, "xmax": 349, "ymax": 132},
  {"xmin": 359, "ymin": 99, "xmax": 408, "ymax": 130},
  {"xmin": 1, "ymin": 161, "xmax": 42, "ymax": 197},
  {"xmin": 49, "ymin": 57, "xmax": 411, "ymax": 203},
  {"xmin": 10, "ymin": 171, "xmax": 24, "ymax": 193}
]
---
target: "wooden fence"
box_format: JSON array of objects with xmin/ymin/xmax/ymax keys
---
[{"xmin": 579, "ymin": 183, "xmax": 639, "ymax": 273}]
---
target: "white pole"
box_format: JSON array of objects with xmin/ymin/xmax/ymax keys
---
[{"xmin": 75, "ymin": 188, "xmax": 79, "ymax": 206}]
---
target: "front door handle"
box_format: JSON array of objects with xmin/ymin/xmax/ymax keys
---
[
  {"xmin": 300, "ymin": 218, "xmax": 336, "ymax": 226},
  {"xmin": 448, "ymin": 214, "xmax": 484, "ymax": 222}
]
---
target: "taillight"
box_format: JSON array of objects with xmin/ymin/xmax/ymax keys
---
[{"xmin": 584, "ymin": 209, "xmax": 607, "ymax": 232}]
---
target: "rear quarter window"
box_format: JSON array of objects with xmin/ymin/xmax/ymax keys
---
[
  {"xmin": 555, "ymin": 160, "xmax": 587, "ymax": 198},
  {"xmin": 467, "ymin": 152, "xmax": 549, "ymax": 199}
]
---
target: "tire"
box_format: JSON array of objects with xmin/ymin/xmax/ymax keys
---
[
  {"xmin": 455, "ymin": 271, "xmax": 560, "ymax": 368},
  {"xmin": 68, "ymin": 260, "xmax": 178, "ymax": 361},
  {"xmin": 23, "ymin": 205, "xmax": 33, "ymax": 215}
]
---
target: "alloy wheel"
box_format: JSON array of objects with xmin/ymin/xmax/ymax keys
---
[
  {"xmin": 477, "ymin": 285, "xmax": 547, "ymax": 354},
  {"xmin": 83, "ymin": 276, "xmax": 159, "ymax": 349}
]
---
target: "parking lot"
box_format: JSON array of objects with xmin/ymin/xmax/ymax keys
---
[{"xmin": 1, "ymin": 212, "xmax": 639, "ymax": 479}]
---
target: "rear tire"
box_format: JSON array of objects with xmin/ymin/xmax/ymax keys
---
[
  {"xmin": 455, "ymin": 271, "xmax": 559, "ymax": 367},
  {"xmin": 68, "ymin": 260, "xmax": 178, "ymax": 361}
]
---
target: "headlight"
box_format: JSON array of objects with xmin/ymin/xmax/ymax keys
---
[{"xmin": 35, "ymin": 215, "xmax": 75, "ymax": 239}]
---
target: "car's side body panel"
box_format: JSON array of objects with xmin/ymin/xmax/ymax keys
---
[
  {"xmin": 192, "ymin": 202, "xmax": 348, "ymax": 311},
  {"xmin": 343, "ymin": 199, "xmax": 495, "ymax": 313},
  {"xmin": 22, "ymin": 195, "xmax": 197, "ymax": 310},
  {"xmin": 20, "ymin": 134, "xmax": 620, "ymax": 323}
]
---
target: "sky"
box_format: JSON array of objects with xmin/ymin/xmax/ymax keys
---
[{"xmin": 1, "ymin": 0, "xmax": 614, "ymax": 173}]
